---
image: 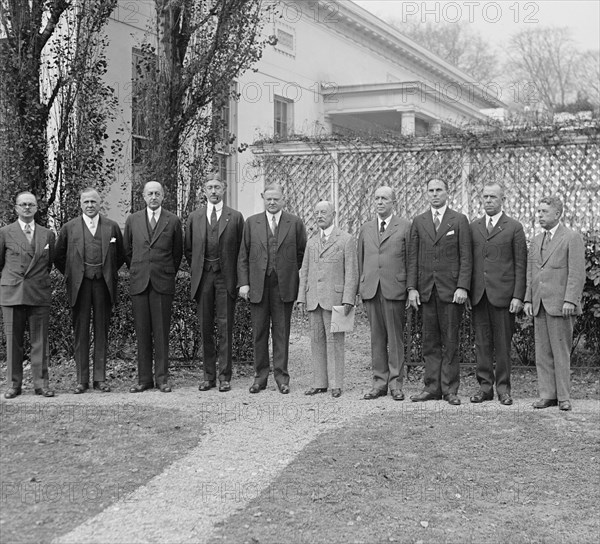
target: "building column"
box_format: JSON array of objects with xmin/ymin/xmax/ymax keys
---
[{"xmin": 401, "ymin": 112, "xmax": 415, "ymax": 136}]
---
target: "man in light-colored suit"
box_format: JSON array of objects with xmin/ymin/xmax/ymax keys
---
[
  {"xmin": 468, "ymin": 182, "xmax": 527, "ymax": 406},
  {"xmin": 55, "ymin": 188, "xmax": 125, "ymax": 394},
  {"xmin": 297, "ymin": 201, "xmax": 358, "ymax": 398},
  {"xmin": 238, "ymin": 183, "xmax": 307, "ymax": 394},
  {"xmin": 524, "ymin": 195, "xmax": 585, "ymax": 411},
  {"xmin": 124, "ymin": 181, "xmax": 183, "ymax": 393},
  {"xmin": 358, "ymin": 187, "xmax": 411, "ymax": 401},
  {"xmin": 408, "ymin": 178, "xmax": 472, "ymax": 405},
  {"xmin": 185, "ymin": 176, "xmax": 244, "ymax": 393},
  {"xmin": 1, "ymin": 192, "xmax": 55, "ymax": 398}
]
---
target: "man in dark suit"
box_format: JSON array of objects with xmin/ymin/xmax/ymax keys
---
[
  {"xmin": 297, "ymin": 200, "xmax": 358, "ymax": 398},
  {"xmin": 357, "ymin": 187, "xmax": 411, "ymax": 401},
  {"xmin": 237, "ymin": 183, "xmax": 307, "ymax": 394},
  {"xmin": 1, "ymin": 192, "xmax": 55, "ymax": 398},
  {"xmin": 408, "ymin": 178, "xmax": 472, "ymax": 405},
  {"xmin": 124, "ymin": 181, "xmax": 183, "ymax": 393},
  {"xmin": 524, "ymin": 195, "xmax": 585, "ymax": 411},
  {"xmin": 54, "ymin": 188, "xmax": 125, "ymax": 394},
  {"xmin": 468, "ymin": 182, "xmax": 527, "ymax": 406},
  {"xmin": 184, "ymin": 176, "xmax": 244, "ymax": 393}
]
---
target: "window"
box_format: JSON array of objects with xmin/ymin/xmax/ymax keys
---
[
  {"xmin": 214, "ymin": 82, "xmax": 238, "ymax": 190},
  {"xmin": 274, "ymin": 95, "xmax": 293, "ymax": 139}
]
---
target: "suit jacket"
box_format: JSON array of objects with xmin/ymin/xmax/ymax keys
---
[
  {"xmin": 124, "ymin": 208, "xmax": 183, "ymax": 296},
  {"xmin": 470, "ymin": 212, "xmax": 527, "ymax": 308},
  {"xmin": 184, "ymin": 205, "xmax": 244, "ymax": 300},
  {"xmin": 297, "ymin": 227, "xmax": 358, "ymax": 311},
  {"xmin": 407, "ymin": 207, "xmax": 472, "ymax": 303},
  {"xmin": 237, "ymin": 210, "xmax": 307, "ymax": 303},
  {"xmin": 525, "ymin": 224, "xmax": 585, "ymax": 316},
  {"xmin": 54, "ymin": 215, "xmax": 125, "ymax": 306},
  {"xmin": 357, "ymin": 215, "xmax": 411, "ymax": 301},
  {"xmin": 0, "ymin": 221, "xmax": 55, "ymax": 306}
]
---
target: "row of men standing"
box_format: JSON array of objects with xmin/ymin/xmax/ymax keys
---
[{"xmin": 1, "ymin": 178, "xmax": 585, "ymax": 411}]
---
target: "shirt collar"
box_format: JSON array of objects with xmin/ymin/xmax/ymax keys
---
[
  {"xmin": 321, "ymin": 225, "xmax": 335, "ymax": 237},
  {"xmin": 18, "ymin": 219, "xmax": 35, "ymax": 232},
  {"xmin": 147, "ymin": 207, "xmax": 162, "ymax": 221},
  {"xmin": 546, "ymin": 224, "xmax": 560, "ymax": 238},
  {"xmin": 486, "ymin": 211, "xmax": 502, "ymax": 226},
  {"xmin": 84, "ymin": 214, "xmax": 99, "ymax": 228},
  {"xmin": 378, "ymin": 213, "xmax": 393, "ymax": 227},
  {"xmin": 267, "ymin": 210, "xmax": 282, "ymax": 223},
  {"xmin": 211, "ymin": 201, "xmax": 223, "ymax": 213},
  {"xmin": 431, "ymin": 205, "xmax": 447, "ymax": 219}
]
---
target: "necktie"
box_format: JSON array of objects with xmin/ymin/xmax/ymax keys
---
[
  {"xmin": 210, "ymin": 206, "xmax": 217, "ymax": 226},
  {"xmin": 379, "ymin": 220, "xmax": 386, "ymax": 235},
  {"xmin": 541, "ymin": 231, "xmax": 551, "ymax": 258},
  {"xmin": 23, "ymin": 223, "xmax": 33, "ymax": 245},
  {"xmin": 321, "ymin": 231, "xmax": 327, "ymax": 245},
  {"xmin": 487, "ymin": 217, "xmax": 493, "ymax": 235},
  {"xmin": 88, "ymin": 220, "xmax": 96, "ymax": 236},
  {"xmin": 150, "ymin": 212, "xmax": 157, "ymax": 230},
  {"xmin": 433, "ymin": 212, "xmax": 440, "ymax": 231},
  {"xmin": 271, "ymin": 215, "xmax": 277, "ymax": 236}
]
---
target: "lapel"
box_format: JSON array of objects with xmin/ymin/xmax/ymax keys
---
[
  {"xmin": 99, "ymin": 216, "xmax": 112, "ymax": 264},
  {"xmin": 541, "ymin": 225, "xmax": 563, "ymax": 265},
  {"xmin": 74, "ymin": 216, "xmax": 86, "ymax": 262},
  {"xmin": 219, "ymin": 207, "xmax": 231, "ymax": 239},
  {"xmin": 197, "ymin": 207, "xmax": 208, "ymax": 243},
  {"xmin": 487, "ymin": 213, "xmax": 506, "ymax": 241},
  {"xmin": 421, "ymin": 211, "xmax": 437, "ymax": 242},
  {"xmin": 276, "ymin": 211, "xmax": 292, "ymax": 250},
  {"xmin": 150, "ymin": 210, "xmax": 168, "ymax": 246},
  {"xmin": 25, "ymin": 223, "xmax": 45, "ymax": 276},
  {"xmin": 9, "ymin": 222, "xmax": 35, "ymax": 258},
  {"xmin": 435, "ymin": 209, "xmax": 454, "ymax": 243},
  {"xmin": 257, "ymin": 213, "xmax": 268, "ymax": 249},
  {"xmin": 379, "ymin": 215, "xmax": 398, "ymax": 245}
]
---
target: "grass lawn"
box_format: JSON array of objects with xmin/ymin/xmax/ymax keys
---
[
  {"xmin": 212, "ymin": 408, "xmax": 600, "ymax": 544},
  {"xmin": 0, "ymin": 402, "xmax": 203, "ymax": 544}
]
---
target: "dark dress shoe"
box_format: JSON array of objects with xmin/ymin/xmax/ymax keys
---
[
  {"xmin": 305, "ymin": 387, "xmax": 328, "ymax": 396},
  {"xmin": 74, "ymin": 384, "xmax": 89, "ymax": 394},
  {"xmin": 331, "ymin": 388, "xmax": 342, "ymax": 398},
  {"xmin": 4, "ymin": 388, "xmax": 21, "ymax": 399},
  {"xmin": 219, "ymin": 381, "xmax": 231, "ymax": 392},
  {"xmin": 470, "ymin": 391, "xmax": 493, "ymax": 403},
  {"xmin": 391, "ymin": 389, "xmax": 405, "ymax": 401},
  {"xmin": 35, "ymin": 388, "xmax": 55, "ymax": 397},
  {"xmin": 533, "ymin": 398, "xmax": 558, "ymax": 409},
  {"xmin": 410, "ymin": 391, "xmax": 441, "ymax": 402},
  {"xmin": 158, "ymin": 384, "xmax": 172, "ymax": 393},
  {"xmin": 130, "ymin": 383, "xmax": 154, "ymax": 393},
  {"xmin": 364, "ymin": 388, "xmax": 387, "ymax": 400},
  {"xmin": 249, "ymin": 383, "xmax": 266, "ymax": 394},
  {"xmin": 444, "ymin": 394, "xmax": 461, "ymax": 405},
  {"xmin": 499, "ymin": 393, "xmax": 513, "ymax": 405},
  {"xmin": 199, "ymin": 381, "xmax": 216, "ymax": 391},
  {"xmin": 278, "ymin": 384, "xmax": 290, "ymax": 394},
  {"xmin": 93, "ymin": 381, "xmax": 110, "ymax": 392},
  {"xmin": 559, "ymin": 400, "xmax": 572, "ymax": 411}
]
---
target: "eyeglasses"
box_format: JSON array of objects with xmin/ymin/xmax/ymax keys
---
[{"xmin": 16, "ymin": 203, "xmax": 37, "ymax": 208}]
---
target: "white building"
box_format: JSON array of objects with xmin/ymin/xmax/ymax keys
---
[{"xmin": 102, "ymin": 0, "xmax": 505, "ymax": 222}]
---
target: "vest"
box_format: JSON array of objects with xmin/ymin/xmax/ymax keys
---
[
  {"xmin": 266, "ymin": 218, "xmax": 278, "ymax": 276},
  {"xmin": 83, "ymin": 219, "xmax": 103, "ymax": 279},
  {"xmin": 204, "ymin": 214, "xmax": 221, "ymax": 272}
]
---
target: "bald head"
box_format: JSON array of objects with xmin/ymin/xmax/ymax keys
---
[{"xmin": 143, "ymin": 181, "xmax": 164, "ymax": 211}]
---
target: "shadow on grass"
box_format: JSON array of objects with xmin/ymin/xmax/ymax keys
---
[
  {"xmin": 211, "ymin": 406, "xmax": 600, "ymax": 544},
  {"xmin": 0, "ymin": 401, "xmax": 203, "ymax": 544}
]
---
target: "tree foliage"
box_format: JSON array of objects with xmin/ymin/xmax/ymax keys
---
[
  {"xmin": 507, "ymin": 27, "xmax": 599, "ymax": 113},
  {"xmin": 0, "ymin": 0, "xmax": 118, "ymax": 225},
  {"xmin": 392, "ymin": 20, "xmax": 499, "ymax": 83},
  {"xmin": 133, "ymin": 0, "xmax": 275, "ymax": 214}
]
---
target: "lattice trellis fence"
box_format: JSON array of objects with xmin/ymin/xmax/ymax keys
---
[{"xmin": 253, "ymin": 135, "xmax": 599, "ymax": 240}]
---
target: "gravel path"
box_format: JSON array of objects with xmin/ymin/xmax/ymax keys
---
[{"xmin": 47, "ymin": 333, "xmax": 598, "ymax": 544}]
